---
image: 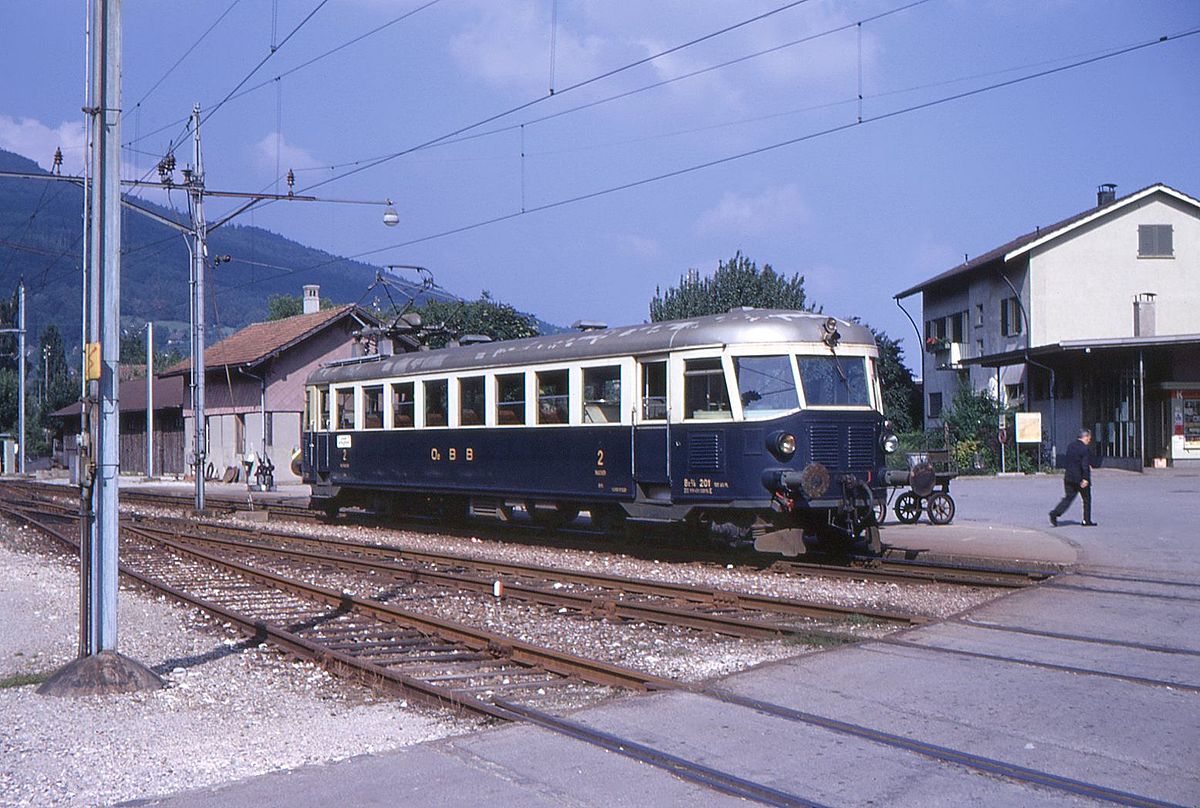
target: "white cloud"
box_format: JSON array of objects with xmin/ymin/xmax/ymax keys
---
[
  {"xmin": 252, "ymin": 132, "xmax": 323, "ymax": 178},
  {"xmin": 694, "ymin": 184, "xmax": 808, "ymax": 236},
  {"xmin": 450, "ymin": 0, "xmax": 611, "ymax": 94},
  {"xmin": 0, "ymin": 116, "xmax": 87, "ymax": 174},
  {"xmin": 614, "ymin": 233, "xmax": 662, "ymax": 259}
]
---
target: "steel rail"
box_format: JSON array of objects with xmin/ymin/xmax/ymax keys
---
[
  {"xmin": 872, "ymin": 636, "xmax": 1200, "ymax": 693},
  {"xmin": 139, "ymin": 516, "xmax": 923, "ymax": 626},
  {"xmin": 0, "ymin": 501, "xmax": 515, "ymax": 718},
  {"xmin": 701, "ymin": 688, "xmax": 1189, "ymax": 808},
  {"xmin": 494, "ymin": 698, "xmax": 830, "ymax": 808},
  {"xmin": 132, "ymin": 523, "xmax": 879, "ymax": 642},
  {"xmin": 125, "ymin": 525, "xmax": 679, "ymax": 693}
]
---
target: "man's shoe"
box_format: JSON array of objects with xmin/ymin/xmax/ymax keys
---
[
  {"xmin": 1082, "ymin": 521, "xmax": 1098, "ymax": 527},
  {"xmin": 1048, "ymin": 512, "xmax": 1057, "ymax": 527}
]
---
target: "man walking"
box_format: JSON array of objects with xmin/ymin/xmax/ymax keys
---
[{"xmin": 1050, "ymin": 428, "xmax": 1097, "ymax": 526}]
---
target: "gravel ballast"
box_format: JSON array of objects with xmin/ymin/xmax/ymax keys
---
[{"xmin": 0, "ymin": 530, "xmax": 475, "ymax": 808}]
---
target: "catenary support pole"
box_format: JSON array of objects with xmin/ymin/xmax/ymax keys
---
[
  {"xmin": 146, "ymin": 322, "xmax": 154, "ymax": 478},
  {"xmin": 90, "ymin": 0, "xmax": 122, "ymax": 654},
  {"xmin": 190, "ymin": 105, "xmax": 207, "ymax": 512},
  {"xmin": 17, "ymin": 281, "xmax": 25, "ymax": 475}
]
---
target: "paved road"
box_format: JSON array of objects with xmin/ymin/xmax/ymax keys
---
[{"xmin": 140, "ymin": 470, "xmax": 1200, "ymax": 807}]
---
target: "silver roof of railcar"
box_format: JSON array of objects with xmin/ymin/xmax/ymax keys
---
[{"xmin": 308, "ymin": 308, "xmax": 876, "ymax": 385}]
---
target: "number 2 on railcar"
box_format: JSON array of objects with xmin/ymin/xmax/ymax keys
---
[{"xmin": 301, "ymin": 309, "xmax": 899, "ymax": 555}]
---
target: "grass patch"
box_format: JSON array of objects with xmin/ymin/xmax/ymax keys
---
[{"xmin": 0, "ymin": 671, "xmax": 51, "ymax": 689}]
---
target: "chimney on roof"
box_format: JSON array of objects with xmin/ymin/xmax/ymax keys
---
[
  {"xmin": 1097, "ymin": 183, "xmax": 1117, "ymax": 207},
  {"xmin": 303, "ymin": 284, "xmax": 320, "ymax": 314},
  {"xmin": 1134, "ymin": 292, "xmax": 1156, "ymax": 337}
]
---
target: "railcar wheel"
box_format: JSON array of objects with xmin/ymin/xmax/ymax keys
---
[
  {"xmin": 874, "ymin": 500, "xmax": 888, "ymax": 526},
  {"xmin": 927, "ymin": 492, "xmax": 955, "ymax": 525},
  {"xmin": 894, "ymin": 492, "xmax": 922, "ymax": 524}
]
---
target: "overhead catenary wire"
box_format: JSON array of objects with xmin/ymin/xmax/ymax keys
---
[
  {"xmin": 291, "ymin": 0, "xmax": 819, "ymax": 196},
  {"xmin": 290, "ymin": 0, "xmax": 932, "ymax": 174},
  {"xmin": 218, "ymin": 26, "xmax": 1199, "ymax": 295}
]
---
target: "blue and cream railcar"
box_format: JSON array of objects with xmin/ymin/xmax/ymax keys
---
[{"xmin": 302, "ymin": 309, "xmax": 897, "ymax": 555}]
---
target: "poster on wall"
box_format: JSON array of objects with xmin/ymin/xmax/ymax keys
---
[
  {"xmin": 1184, "ymin": 397, "xmax": 1200, "ymax": 447},
  {"xmin": 1015, "ymin": 412, "xmax": 1042, "ymax": 444}
]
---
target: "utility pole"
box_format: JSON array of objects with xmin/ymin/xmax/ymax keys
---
[
  {"xmin": 189, "ymin": 106, "xmax": 208, "ymax": 511},
  {"xmin": 0, "ymin": 283, "xmax": 28, "ymax": 476},
  {"xmin": 39, "ymin": 0, "xmax": 161, "ymax": 697},
  {"xmin": 146, "ymin": 322, "xmax": 154, "ymax": 479},
  {"xmin": 18, "ymin": 282, "xmax": 25, "ymax": 475}
]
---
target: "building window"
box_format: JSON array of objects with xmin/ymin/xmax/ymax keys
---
[
  {"xmin": 1138, "ymin": 224, "xmax": 1173, "ymax": 258},
  {"xmin": 975, "ymin": 304, "xmax": 984, "ymax": 328},
  {"xmin": 1000, "ymin": 297, "xmax": 1023, "ymax": 337},
  {"xmin": 928, "ymin": 392, "xmax": 943, "ymax": 419},
  {"xmin": 950, "ymin": 311, "xmax": 965, "ymax": 343},
  {"xmin": 975, "ymin": 339, "xmax": 984, "ymax": 360}
]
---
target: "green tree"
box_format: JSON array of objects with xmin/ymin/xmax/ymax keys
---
[
  {"xmin": 266, "ymin": 293, "xmax": 333, "ymax": 321},
  {"xmin": 858, "ymin": 324, "xmax": 920, "ymax": 433},
  {"xmin": 415, "ymin": 292, "xmax": 539, "ymax": 349},
  {"xmin": 650, "ymin": 251, "xmax": 813, "ymax": 321},
  {"xmin": 39, "ymin": 323, "xmax": 76, "ymax": 415}
]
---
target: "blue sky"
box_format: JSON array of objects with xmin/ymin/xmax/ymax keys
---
[{"xmin": 1, "ymin": 1, "xmax": 1197, "ymax": 369}]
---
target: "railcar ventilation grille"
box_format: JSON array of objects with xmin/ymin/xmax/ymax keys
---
[
  {"xmin": 847, "ymin": 426, "xmax": 876, "ymax": 469},
  {"xmin": 809, "ymin": 424, "xmax": 842, "ymax": 468},
  {"xmin": 688, "ymin": 432, "xmax": 725, "ymax": 471}
]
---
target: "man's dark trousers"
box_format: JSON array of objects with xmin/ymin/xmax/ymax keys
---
[{"xmin": 1051, "ymin": 479, "xmax": 1091, "ymax": 523}]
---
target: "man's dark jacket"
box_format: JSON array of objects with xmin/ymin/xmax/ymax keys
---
[{"xmin": 1063, "ymin": 439, "xmax": 1093, "ymax": 485}]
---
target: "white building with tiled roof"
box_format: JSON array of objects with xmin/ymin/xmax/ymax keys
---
[{"xmin": 896, "ymin": 183, "xmax": 1200, "ymax": 469}]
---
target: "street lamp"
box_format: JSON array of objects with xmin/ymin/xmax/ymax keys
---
[{"xmin": 382, "ymin": 199, "xmax": 400, "ymax": 227}]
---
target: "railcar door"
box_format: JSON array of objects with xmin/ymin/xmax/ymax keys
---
[{"xmin": 633, "ymin": 358, "xmax": 670, "ymax": 489}]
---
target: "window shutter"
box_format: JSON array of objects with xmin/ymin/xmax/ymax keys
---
[
  {"xmin": 1138, "ymin": 225, "xmax": 1154, "ymax": 256},
  {"xmin": 1139, "ymin": 224, "xmax": 1174, "ymax": 257}
]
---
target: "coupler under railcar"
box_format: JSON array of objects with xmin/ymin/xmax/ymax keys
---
[{"xmin": 753, "ymin": 466, "xmax": 883, "ymax": 557}]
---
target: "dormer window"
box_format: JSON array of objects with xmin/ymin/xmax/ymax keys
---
[{"xmin": 1138, "ymin": 224, "xmax": 1173, "ymax": 258}]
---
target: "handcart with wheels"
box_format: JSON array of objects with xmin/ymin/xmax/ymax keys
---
[{"xmin": 881, "ymin": 449, "xmax": 958, "ymax": 525}]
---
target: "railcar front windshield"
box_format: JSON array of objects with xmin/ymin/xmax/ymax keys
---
[
  {"xmin": 796, "ymin": 354, "xmax": 871, "ymax": 407},
  {"xmin": 734, "ymin": 355, "xmax": 799, "ymax": 420}
]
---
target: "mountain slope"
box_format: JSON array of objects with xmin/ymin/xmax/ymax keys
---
[{"xmin": 0, "ymin": 148, "xmax": 455, "ymax": 354}]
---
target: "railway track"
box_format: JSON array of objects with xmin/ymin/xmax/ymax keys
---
[{"xmin": 6, "ymin": 480, "xmax": 1055, "ymax": 590}]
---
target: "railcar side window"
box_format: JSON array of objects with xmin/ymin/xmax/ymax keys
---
[
  {"xmin": 391, "ymin": 382, "xmax": 414, "ymax": 428},
  {"xmin": 496, "ymin": 373, "xmax": 525, "ymax": 425},
  {"xmin": 424, "ymin": 379, "xmax": 448, "ymax": 427},
  {"xmin": 641, "ymin": 361, "xmax": 667, "ymax": 420},
  {"xmin": 460, "ymin": 377, "xmax": 485, "ymax": 426},
  {"xmin": 684, "ymin": 358, "xmax": 732, "ymax": 420},
  {"xmin": 318, "ymin": 387, "xmax": 330, "ymax": 431},
  {"xmin": 363, "ymin": 385, "xmax": 384, "ymax": 429},
  {"xmin": 583, "ymin": 366, "xmax": 621, "ymax": 423},
  {"xmin": 335, "ymin": 388, "xmax": 355, "ymax": 430},
  {"xmin": 734, "ymin": 356, "xmax": 799, "ymax": 419},
  {"xmin": 537, "ymin": 370, "xmax": 569, "ymax": 424},
  {"xmin": 796, "ymin": 355, "xmax": 870, "ymax": 407}
]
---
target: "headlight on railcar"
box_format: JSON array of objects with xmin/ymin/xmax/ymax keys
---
[
  {"xmin": 768, "ymin": 431, "xmax": 796, "ymax": 460},
  {"xmin": 881, "ymin": 431, "xmax": 900, "ymax": 454}
]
